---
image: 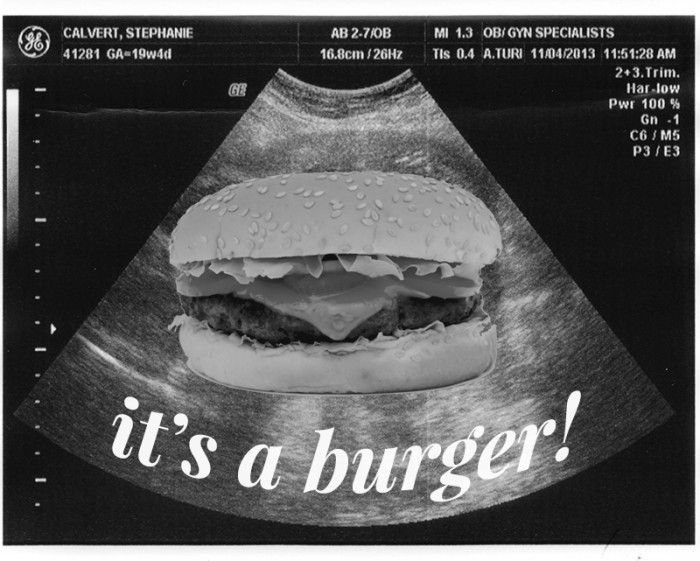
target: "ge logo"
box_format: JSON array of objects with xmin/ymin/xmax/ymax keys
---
[{"xmin": 18, "ymin": 26, "xmax": 51, "ymax": 59}]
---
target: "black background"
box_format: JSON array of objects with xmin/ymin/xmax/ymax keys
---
[{"xmin": 3, "ymin": 16, "xmax": 694, "ymax": 543}]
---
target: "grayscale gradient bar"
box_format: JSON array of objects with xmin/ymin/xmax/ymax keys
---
[{"xmin": 6, "ymin": 89, "xmax": 19, "ymax": 249}]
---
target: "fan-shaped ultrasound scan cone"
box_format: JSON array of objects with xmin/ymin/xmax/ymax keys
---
[{"xmin": 16, "ymin": 69, "xmax": 671, "ymax": 526}]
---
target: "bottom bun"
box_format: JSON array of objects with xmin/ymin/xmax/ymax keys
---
[{"xmin": 172, "ymin": 308, "xmax": 497, "ymax": 394}]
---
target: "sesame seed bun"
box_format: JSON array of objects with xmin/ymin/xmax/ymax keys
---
[{"xmin": 170, "ymin": 171, "xmax": 501, "ymax": 269}]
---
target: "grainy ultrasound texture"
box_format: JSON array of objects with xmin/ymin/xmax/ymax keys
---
[{"xmin": 16, "ymin": 69, "xmax": 672, "ymax": 526}]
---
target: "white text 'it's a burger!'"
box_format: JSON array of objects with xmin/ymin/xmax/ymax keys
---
[{"xmin": 169, "ymin": 171, "xmax": 502, "ymax": 393}]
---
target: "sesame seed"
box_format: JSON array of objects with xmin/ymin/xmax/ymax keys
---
[
  {"xmin": 232, "ymin": 236, "xmax": 240, "ymax": 245},
  {"xmin": 211, "ymin": 203, "xmax": 220, "ymax": 210},
  {"xmin": 280, "ymin": 179, "xmax": 287, "ymax": 185},
  {"xmin": 316, "ymin": 174, "xmax": 327, "ymax": 179},
  {"xmin": 304, "ymin": 201, "xmax": 315, "ymax": 209},
  {"xmin": 218, "ymin": 208, "xmax": 227, "ymax": 216},
  {"xmin": 275, "ymin": 191, "xmax": 287, "ymax": 198},
  {"xmin": 392, "ymin": 194, "xmax": 400, "ymax": 203},
  {"xmin": 364, "ymin": 209, "xmax": 372, "ymax": 219},
  {"xmin": 423, "ymin": 209, "xmax": 432, "ymax": 217},
  {"xmin": 370, "ymin": 209, "xmax": 379, "ymax": 221},
  {"xmin": 356, "ymin": 202, "xmax": 368, "ymax": 210},
  {"xmin": 332, "ymin": 202, "xmax": 344, "ymax": 210},
  {"xmin": 223, "ymin": 194, "xmax": 235, "ymax": 202},
  {"xmin": 204, "ymin": 205, "xmax": 212, "ymax": 211},
  {"xmin": 361, "ymin": 218, "xmax": 374, "ymax": 227},
  {"xmin": 229, "ymin": 204, "xmax": 239, "ymax": 212},
  {"xmin": 269, "ymin": 222, "xmax": 278, "ymax": 231},
  {"xmin": 241, "ymin": 208, "xmax": 249, "ymax": 217},
  {"xmin": 363, "ymin": 244, "xmax": 374, "ymax": 253},
  {"xmin": 329, "ymin": 174, "xmax": 338, "ymax": 181},
  {"xmin": 404, "ymin": 194, "xmax": 414, "ymax": 202},
  {"xmin": 251, "ymin": 212, "xmax": 261, "ymax": 218},
  {"xmin": 217, "ymin": 237, "xmax": 225, "ymax": 248},
  {"xmin": 281, "ymin": 222, "xmax": 291, "ymax": 232},
  {"xmin": 340, "ymin": 243, "xmax": 352, "ymax": 252},
  {"xmin": 408, "ymin": 204, "xmax": 417, "ymax": 212},
  {"xmin": 411, "ymin": 182, "xmax": 418, "ymax": 188},
  {"xmin": 303, "ymin": 190, "xmax": 312, "ymax": 197},
  {"xmin": 435, "ymin": 196, "xmax": 444, "ymax": 204},
  {"xmin": 346, "ymin": 178, "xmax": 354, "ymax": 184},
  {"xmin": 441, "ymin": 213, "xmax": 450, "ymax": 225},
  {"xmin": 376, "ymin": 178, "xmax": 384, "ymax": 186},
  {"xmin": 257, "ymin": 186, "xmax": 268, "ymax": 194},
  {"xmin": 313, "ymin": 190, "xmax": 325, "ymax": 197},
  {"xmin": 216, "ymin": 195, "xmax": 223, "ymax": 202},
  {"xmin": 340, "ymin": 224, "xmax": 349, "ymax": 234},
  {"xmin": 397, "ymin": 217, "xmax": 404, "ymax": 228},
  {"xmin": 292, "ymin": 231, "xmax": 302, "ymax": 241},
  {"xmin": 432, "ymin": 219, "xmax": 440, "ymax": 229},
  {"xmin": 303, "ymin": 224, "xmax": 311, "ymax": 235},
  {"xmin": 374, "ymin": 199, "xmax": 384, "ymax": 209},
  {"xmin": 331, "ymin": 210, "xmax": 343, "ymax": 218},
  {"xmin": 283, "ymin": 238, "xmax": 292, "ymax": 248},
  {"xmin": 294, "ymin": 187, "xmax": 305, "ymax": 195},
  {"xmin": 249, "ymin": 222, "xmax": 259, "ymax": 234},
  {"xmin": 398, "ymin": 185, "xmax": 409, "ymax": 193},
  {"xmin": 388, "ymin": 216, "xmax": 397, "ymax": 222},
  {"xmin": 364, "ymin": 179, "xmax": 372, "ymax": 186},
  {"xmin": 356, "ymin": 192, "xmax": 366, "ymax": 200},
  {"xmin": 348, "ymin": 184, "xmax": 358, "ymax": 191},
  {"xmin": 282, "ymin": 174, "xmax": 291, "ymax": 178},
  {"xmin": 200, "ymin": 236, "xmax": 208, "ymax": 243},
  {"xmin": 387, "ymin": 227, "xmax": 398, "ymax": 237}
]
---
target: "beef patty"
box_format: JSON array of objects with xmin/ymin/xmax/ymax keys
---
[{"xmin": 180, "ymin": 293, "xmax": 478, "ymax": 344}]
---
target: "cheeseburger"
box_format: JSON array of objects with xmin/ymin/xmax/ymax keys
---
[{"xmin": 169, "ymin": 171, "xmax": 501, "ymax": 393}]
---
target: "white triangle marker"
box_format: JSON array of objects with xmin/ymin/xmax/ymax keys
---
[{"xmin": 50, "ymin": 323, "xmax": 56, "ymax": 335}]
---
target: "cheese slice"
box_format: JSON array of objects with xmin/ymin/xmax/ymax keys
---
[{"xmin": 176, "ymin": 266, "xmax": 480, "ymax": 341}]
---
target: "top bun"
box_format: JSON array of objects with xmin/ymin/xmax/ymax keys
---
[{"xmin": 170, "ymin": 171, "xmax": 501, "ymax": 268}]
